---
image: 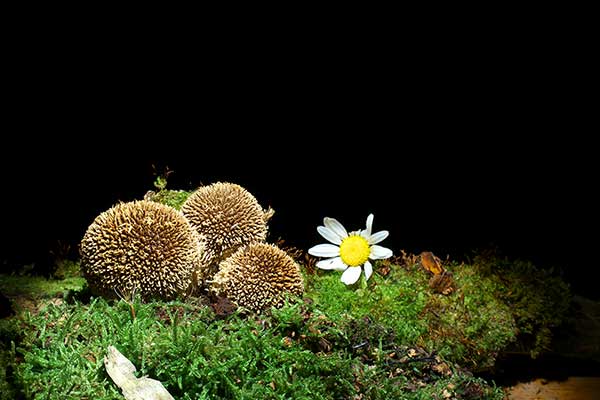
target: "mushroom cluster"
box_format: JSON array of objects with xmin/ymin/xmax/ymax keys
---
[{"xmin": 80, "ymin": 182, "xmax": 303, "ymax": 310}]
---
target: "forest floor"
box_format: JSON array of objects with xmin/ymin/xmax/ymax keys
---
[{"xmin": 2, "ymin": 258, "xmax": 599, "ymax": 399}]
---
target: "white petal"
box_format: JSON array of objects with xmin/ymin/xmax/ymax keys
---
[
  {"xmin": 369, "ymin": 230, "xmax": 389, "ymax": 244},
  {"xmin": 317, "ymin": 226, "xmax": 343, "ymax": 245},
  {"xmin": 341, "ymin": 266, "xmax": 362, "ymax": 285},
  {"xmin": 324, "ymin": 217, "xmax": 348, "ymax": 239},
  {"xmin": 360, "ymin": 229, "xmax": 370, "ymax": 239},
  {"xmin": 365, "ymin": 213, "xmax": 374, "ymax": 236},
  {"xmin": 308, "ymin": 244, "xmax": 340, "ymax": 257},
  {"xmin": 316, "ymin": 257, "xmax": 336, "ymax": 269},
  {"xmin": 364, "ymin": 261, "xmax": 373, "ymax": 281},
  {"xmin": 369, "ymin": 245, "xmax": 393, "ymax": 260},
  {"xmin": 317, "ymin": 257, "xmax": 347, "ymax": 271}
]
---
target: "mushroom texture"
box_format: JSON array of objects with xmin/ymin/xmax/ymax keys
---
[
  {"xmin": 211, "ymin": 243, "xmax": 304, "ymax": 312},
  {"xmin": 181, "ymin": 182, "xmax": 273, "ymax": 267},
  {"xmin": 80, "ymin": 200, "xmax": 206, "ymax": 300}
]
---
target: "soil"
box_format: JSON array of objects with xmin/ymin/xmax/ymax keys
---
[{"xmin": 506, "ymin": 377, "xmax": 600, "ymax": 400}]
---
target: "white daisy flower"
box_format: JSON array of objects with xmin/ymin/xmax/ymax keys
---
[{"xmin": 308, "ymin": 214, "xmax": 393, "ymax": 285}]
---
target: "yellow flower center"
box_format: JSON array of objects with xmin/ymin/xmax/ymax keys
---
[{"xmin": 339, "ymin": 235, "xmax": 370, "ymax": 267}]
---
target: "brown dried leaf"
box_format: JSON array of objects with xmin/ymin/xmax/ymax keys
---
[
  {"xmin": 420, "ymin": 251, "xmax": 444, "ymax": 275},
  {"xmin": 432, "ymin": 360, "xmax": 452, "ymax": 376},
  {"xmin": 429, "ymin": 271, "xmax": 455, "ymax": 295}
]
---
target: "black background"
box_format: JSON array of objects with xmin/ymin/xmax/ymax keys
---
[
  {"xmin": 1, "ymin": 125, "xmax": 594, "ymax": 298},
  {"xmin": 0, "ymin": 22, "xmax": 595, "ymax": 299}
]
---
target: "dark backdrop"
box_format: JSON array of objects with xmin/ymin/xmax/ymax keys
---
[
  {"xmin": 1, "ymin": 127, "xmax": 594, "ymax": 298},
  {"xmin": 1, "ymin": 29, "xmax": 594, "ymax": 298}
]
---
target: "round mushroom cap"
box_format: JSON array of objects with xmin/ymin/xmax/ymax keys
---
[
  {"xmin": 211, "ymin": 243, "xmax": 304, "ymax": 312},
  {"xmin": 181, "ymin": 182, "xmax": 273, "ymax": 267},
  {"xmin": 80, "ymin": 200, "xmax": 205, "ymax": 299}
]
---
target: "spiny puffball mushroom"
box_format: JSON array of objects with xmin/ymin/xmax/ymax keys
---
[
  {"xmin": 80, "ymin": 200, "xmax": 206, "ymax": 300},
  {"xmin": 181, "ymin": 182, "xmax": 273, "ymax": 267},
  {"xmin": 210, "ymin": 243, "xmax": 304, "ymax": 312}
]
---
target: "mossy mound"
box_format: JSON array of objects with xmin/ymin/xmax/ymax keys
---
[
  {"xmin": 470, "ymin": 253, "xmax": 571, "ymax": 358},
  {"xmin": 306, "ymin": 261, "xmax": 516, "ymax": 370},
  {"xmin": 1, "ymin": 251, "xmax": 570, "ymax": 399},
  {"xmin": 3, "ymin": 296, "xmax": 503, "ymax": 400}
]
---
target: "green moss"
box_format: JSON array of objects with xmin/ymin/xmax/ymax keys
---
[
  {"xmin": 305, "ymin": 262, "xmax": 517, "ymax": 370},
  {"xmin": 4, "ymin": 294, "xmax": 503, "ymax": 399},
  {"xmin": 0, "ymin": 341, "xmax": 18, "ymax": 400},
  {"xmin": 145, "ymin": 189, "xmax": 192, "ymax": 210},
  {"xmin": 306, "ymin": 270, "xmax": 429, "ymax": 346},
  {"xmin": 51, "ymin": 259, "xmax": 82, "ymax": 280},
  {"xmin": 421, "ymin": 263, "xmax": 517, "ymax": 369},
  {"xmin": 0, "ymin": 273, "xmax": 86, "ymax": 303},
  {"xmin": 471, "ymin": 254, "xmax": 570, "ymax": 358},
  {"xmin": 2, "ymin": 250, "xmax": 570, "ymax": 399}
]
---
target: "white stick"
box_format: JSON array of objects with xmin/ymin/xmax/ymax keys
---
[{"xmin": 104, "ymin": 345, "xmax": 174, "ymax": 400}]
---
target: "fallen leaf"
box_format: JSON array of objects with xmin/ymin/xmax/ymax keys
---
[
  {"xmin": 420, "ymin": 252, "xmax": 444, "ymax": 275},
  {"xmin": 429, "ymin": 271, "xmax": 455, "ymax": 295}
]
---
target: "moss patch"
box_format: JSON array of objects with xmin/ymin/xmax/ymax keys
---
[
  {"xmin": 0, "ymin": 252, "xmax": 570, "ymax": 399},
  {"xmin": 0, "ymin": 275, "xmax": 86, "ymax": 300},
  {"xmin": 469, "ymin": 253, "xmax": 571, "ymax": 358},
  {"xmin": 144, "ymin": 189, "xmax": 192, "ymax": 210},
  {"xmin": 421, "ymin": 263, "xmax": 517, "ymax": 369},
  {"xmin": 4, "ymin": 297, "xmax": 503, "ymax": 400},
  {"xmin": 305, "ymin": 260, "xmax": 517, "ymax": 370},
  {"xmin": 143, "ymin": 171, "xmax": 192, "ymax": 210},
  {"xmin": 0, "ymin": 260, "xmax": 87, "ymax": 314}
]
